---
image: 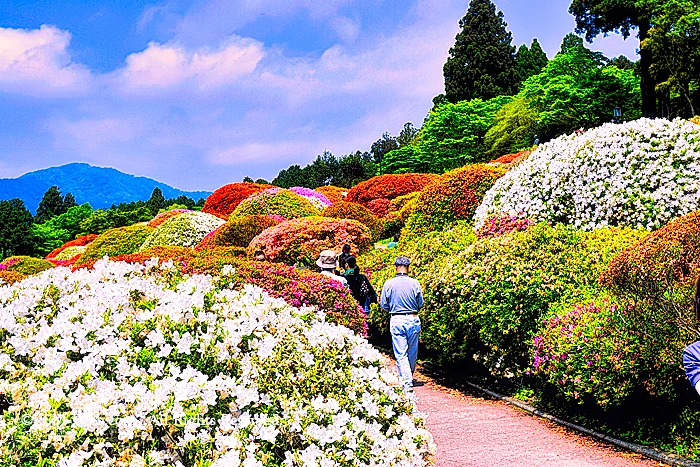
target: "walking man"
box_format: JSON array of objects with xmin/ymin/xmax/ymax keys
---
[{"xmin": 381, "ymin": 256, "xmax": 424, "ymax": 397}]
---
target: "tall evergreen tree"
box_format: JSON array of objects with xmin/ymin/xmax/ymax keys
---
[
  {"xmin": 147, "ymin": 187, "xmax": 166, "ymax": 214},
  {"xmin": 35, "ymin": 185, "xmax": 66, "ymax": 224},
  {"xmin": 443, "ymin": 0, "xmax": 518, "ymax": 103},
  {"xmin": 63, "ymin": 192, "xmax": 77, "ymax": 209},
  {"xmin": 0, "ymin": 198, "xmax": 35, "ymax": 259},
  {"xmin": 529, "ymin": 39, "xmax": 549, "ymax": 74}
]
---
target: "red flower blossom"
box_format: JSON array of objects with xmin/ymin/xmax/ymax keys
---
[{"xmin": 202, "ymin": 182, "xmax": 270, "ymax": 219}]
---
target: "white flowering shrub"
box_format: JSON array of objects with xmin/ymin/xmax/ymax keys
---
[
  {"xmin": 141, "ymin": 211, "xmax": 225, "ymax": 250},
  {"xmin": 475, "ymin": 118, "xmax": 700, "ymax": 230},
  {"xmin": 0, "ymin": 260, "xmax": 435, "ymax": 467}
]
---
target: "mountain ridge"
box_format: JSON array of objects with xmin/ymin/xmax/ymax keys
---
[{"xmin": 0, "ymin": 162, "xmax": 212, "ymax": 213}]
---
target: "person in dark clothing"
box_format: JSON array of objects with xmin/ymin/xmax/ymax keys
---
[
  {"xmin": 682, "ymin": 276, "xmax": 700, "ymax": 395},
  {"xmin": 338, "ymin": 244, "xmax": 352, "ymax": 270},
  {"xmin": 342, "ymin": 256, "xmax": 378, "ymax": 314}
]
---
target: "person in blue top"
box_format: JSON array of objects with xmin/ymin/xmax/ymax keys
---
[
  {"xmin": 683, "ymin": 277, "xmax": 700, "ymax": 395},
  {"xmin": 381, "ymin": 256, "xmax": 424, "ymax": 398}
]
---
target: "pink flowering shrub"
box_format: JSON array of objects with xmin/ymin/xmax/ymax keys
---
[
  {"xmin": 476, "ymin": 214, "xmax": 535, "ymax": 238},
  {"xmin": 533, "ymin": 300, "xmax": 643, "ymax": 407},
  {"xmin": 289, "ymin": 187, "xmax": 332, "ymax": 210},
  {"xmin": 248, "ymin": 216, "xmax": 373, "ymax": 266}
]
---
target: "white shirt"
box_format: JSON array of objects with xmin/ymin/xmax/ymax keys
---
[{"xmin": 321, "ymin": 270, "xmax": 348, "ymax": 287}]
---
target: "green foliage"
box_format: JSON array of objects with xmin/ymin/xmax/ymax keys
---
[
  {"xmin": 443, "ymin": 0, "xmax": 518, "ymax": 102},
  {"xmin": 384, "ymin": 96, "xmax": 512, "ymax": 173},
  {"xmin": 272, "ymin": 150, "xmax": 377, "ymax": 189},
  {"xmin": 63, "ymin": 193, "xmax": 77, "ymax": 209},
  {"xmin": 32, "ymin": 204, "xmax": 93, "ymax": 257},
  {"xmin": 79, "ymin": 205, "xmax": 153, "ymax": 235},
  {"xmin": 322, "ymin": 202, "xmax": 385, "ymax": 241},
  {"xmin": 2, "ymin": 256, "xmax": 55, "ymax": 275},
  {"xmin": 196, "ymin": 215, "xmax": 280, "ymax": 250},
  {"xmin": 35, "ymin": 185, "xmax": 67, "ymax": 224},
  {"xmin": 515, "ymin": 38, "xmax": 549, "ymax": 83},
  {"xmin": 146, "ymin": 187, "xmax": 166, "ymax": 214},
  {"xmin": 483, "ymin": 96, "xmax": 540, "ymax": 158},
  {"xmin": 76, "ymin": 224, "xmax": 154, "ymax": 265},
  {"xmin": 0, "ymin": 198, "xmax": 35, "ymax": 260}
]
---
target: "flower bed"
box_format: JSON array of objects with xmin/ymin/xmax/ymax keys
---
[
  {"xmin": 232, "ymin": 188, "xmax": 320, "ymax": 220},
  {"xmin": 196, "ymin": 215, "xmax": 281, "ymax": 251},
  {"xmin": 147, "ymin": 208, "xmax": 191, "ymax": 228},
  {"xmin": 289, "ymin": 186, "xmax": 332, "ymax": 210},
  {"xmin": 475, "ymin": 214, "xmax": 535, "ymax": 239},
  {"xmin": 475, "ymin": 118, "xmax": 700, "ymax": 230},
  {"xmin": 202, "ymin": 182, "xmax": 270, "ymax": 219},
  {"xmin": 315, "ymin": 185, "xmax": 347, "ymax": 204},
  {"xmin": 75, "ymin": 224, "xmax": 154, "ymax": 265},
  {"xmin": 405, "ymin": 164, "xmax": 505, "ymax": 237},
  {"xmin": 0, "ymin": 260, "xmax": 434, "ymax": 466},
  {"xmin": 345, "ymin": 173, "xmax": 438, "ymax": 206},
  {"xmin": 248, "ymin": 217, "xmax": 373, "ymax": 266},
  {"xmin": 45, "ymin": 234, "xmax": 98, "ymax": 259},
  {"xmin": 0, "ymin": 256, "xmax": 55, "ymax": 275},
  {"xmin": 322, "ymin": 202, "xmax": 385, "ymax": 240},
  {"xmin": 141, "ymin": 211, "xmax": 225, "ymax": 250}
]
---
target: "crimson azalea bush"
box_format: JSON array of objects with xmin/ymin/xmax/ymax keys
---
[
  {"xmin": 202, "ymin": 182, "xmax": 270, "ymax": 219},
  {"xmin": 489, "ymin": 148, "xmax": 533, "ymax": 165},
  {"xmin": 248, "ymin": 216, "xmax": 373, "ymax": 266},
  {"xmin": 475, "ymin": 214, "xmax": 535, "ymax": 239},
  {"xmin": 76, "ymin": 224, "xmax": 154, "ymax": 265},
  {"xmin": 366, "ymin": 198, "xmax": 392, "ymax": 217},
  {"xmin": 0, "ymin": 256, "xmax": 55, "ymax": 276},
  {"xmin": 195, "ymin": 215, "xmax": 280, "ymax": 251},
  {"xmin": 533, "ymin": 299, "xmax": 643, "ymax": 407},
  {"xmin": 346, "ymin": 174, "xmax": 438, "ymax": 206},
  {"xmin": 404, "ymin": 164, "xmax": 505, "ymax": 238},
  {"xmin": 45, "ymin": 234, "xmax": 98, "ymax": 259},
  {"xmin": 147, "ymin": 209, "xmax": 191, "ymax": 228},
  {"xmin": 231, "ymin": 188, "xmax": 320, "ymax": 220},
  {"xmin": 315, "ymin": 185, "xmax": 347, "ymax": 204},
  {"xmin": 322, "ymin": 202, "xmax": 385, "ymax": 240}
]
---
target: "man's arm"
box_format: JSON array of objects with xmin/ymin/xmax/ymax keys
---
[
  {"xmin": 415, "ymin": 281, "xmax": 424, "ymax": 309},
  {"xmin": 380, "ymin": 283, "xmax": 390, "ymax": 311}
]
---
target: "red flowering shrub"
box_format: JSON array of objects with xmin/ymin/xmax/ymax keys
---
[
  {"xmin": 315, "ymin": 186, "xmax": 347, "ymax": 205},
  {"xmin": 404, "ymin": 164, "xmax": 506, "ymax": 237},
  {"xmin": 365, "ymin": 198, "xmax": 391, "ymax": 217},
  {"xmin": 0, "ymin": 271, "xmax": 26, "ymax": 284},
  {"xmin": 48, "ymin": 255, "xmax": 82, "ymax": 267},
  {"xmin": 113, "ymin": 246, "xmax": 196, "ymax": 265},
  {"xmin": 183, "ymin": 258, "xmax": 367, "ymax": 336},
  {"xmin": 147, "ymin": 209, "xmax": 191, "ymax": 228},
  {"xmin": 345, "ymin": 173, "xmax": 438, "ymax": 206},
  {"xmin": 202, "ymin": 182, "xmax": 270, "ymax": 219},
  {"xmin": 248, "ymin": 217, "xmax": 373, "ymax": 266},
  {"xmin": 195, "ymin": 215, "xmax": 281, "ymax": 251},
  {"xmin": 75, "ymin": 224, "xmax": 154, "ymax": 265},
  {"xmin": 475, "ymin": 214, "xmax": 535, "ymax": 239},
  {"xmin": 322, "ymin": 202, "xmax": 384, "ymax": 240},
  {"xmin": 489, "ymin": 148, "xmax": 533, "ymax": 165},
  {"xmin": 232, "ymin": 188, "xmax": 320, "ymax": 220},
  {"xmin": 45, "ymin": 234, "xmax": 98, "ymax": 259}
]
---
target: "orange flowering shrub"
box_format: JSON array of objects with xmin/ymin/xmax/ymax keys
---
[
  {"xmin": 195, "ymin": 215, "xmax": 281, "ymax": 251},
  {"xmin": 202, "ymin": 182, "xmax": 270, "ymax": 219},
  {"xmin": 315, "ymin": 186, "xmax": 347, "ymax": 205},
  {"xmin": 147, "ymin": 209, "xmax": 191, "ymax": 228},
  {"xmin": 404, "ymin": 164, "xmax": 506, "ymax": 237},
  {"xmin": 345, "ymin": 174, "xmax": 438, "ymax": 206},
  {"xmin": 322, "ymin": 202, "xmax": 384, "ymax": 240},
  {"xmin": 489, "ymin": 148, "xmax": 533, "ymax": 165},
  {"xmin": 691, "ymin": 116, "xmax": 700, "ymax": 125},
  {"xmin": 248, "ymin": 217, "xmax": 373, "ymax": 266},
  {"xmin": 365, "ymin": 198, "xmax": 392, "ymax": 217},
  {"xmin": 0, "ymin": 271, "xmax": 26, "ymax": 284},
  {"xmin": 45, "ymin": 234, "xmax": 98, "ymax": 259}
]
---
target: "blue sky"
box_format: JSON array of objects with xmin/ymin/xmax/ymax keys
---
[{"xmin": 0, "ymin": 0, "xmax": 638, "ymax": 191}]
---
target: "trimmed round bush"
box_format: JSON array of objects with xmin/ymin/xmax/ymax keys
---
[
  {"xmin": 0, "ymin": 271, "xmax": 26, "ymax": 285},
  {"xmin": 475, "ymin": 118, "xmax": 700, "ymax": 230},
  {"xmin": 0, "ymin": 261, "xmax": 434, "ymax": 466},
  {"xmin": 76, "ymin": 224, "xmax": 154, "ymax": 265},
  {"xmin": 405, "ymin": 164, "xmax": 505, "ymax": 237},
  {"xmin": 195, "ymin": 215, "xmax": 281, "ymax": 251},
  {"xmin": 45, "ymin": 234, "xmax": 98, "ymax": 259},
  {"xmin": 232, "ymin": 188, "xmax": 320, "ymax": 220},
  {"xmin": 366, "ymin": 198, "xmax": 392, "ymax": 217},
  {"xmin": 315, "ymin": 185, "xmax": 347, "ymax": 204},
  {"xmin": 248, "ymin": 216, "xmax": 373, "ymax": 266},
  {"xmin": 0, "ymin": 256, "xmax": 55, "ymax": 275},
  {"xmin": 202, "ymin": 182, "xmax": 270, "ymax": 219},
  {"xmin": 322, "ymin": 202, "xmax": 385, "ymax": 240},
  {"xmin": 52, "ymin": 245, "xmax": 87, "ymax": 261},
  {"xmin": 147, "ymin": 208, "xmax": 191, "ymax": 228},
  {"xmin": 140, "ymin": 211, "xmax": 225, "ymax": 250},
  {"xmin": 346, "ymin": 173, "xmax": 438, "ymax": 206},
  {"xmin": 289, "ymin": 186, "xmax": 332, "ymax": 210}
]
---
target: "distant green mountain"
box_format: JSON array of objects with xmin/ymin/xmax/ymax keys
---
[{"xmin": 0, "ymin": 163, "xmax": 212, "ymax": 213}]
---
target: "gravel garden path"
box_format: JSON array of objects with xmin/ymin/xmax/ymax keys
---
[{"xmin": 411, "ymin": 367, "xmax": 663, "ymax": 467}]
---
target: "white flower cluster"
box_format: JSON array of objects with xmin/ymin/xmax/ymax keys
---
[
  {"xmin": 0, "ymin": 259, "xmax": 434, "ymax": 467},
  {"xmin": 141, "ymin": 211, "xmax": 225, "ymax": 250},
  {"xmin": 475, "ymin": 118, "xmax": 700, "ymax": 230}
]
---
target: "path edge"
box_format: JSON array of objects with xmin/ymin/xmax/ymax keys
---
[{"xmin": 415, "ymin": 359, "xmax": 700, "ymax": 467}]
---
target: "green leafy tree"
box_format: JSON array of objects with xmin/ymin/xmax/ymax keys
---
[
  {"xmin": 272, "ymin": 165, "xmax": 306, "ymax": 188},
  {"xmin": 370, "ymin": 132, "xmax": 399, "ymax": 173},
  {"xmin": 569, "ymin": 0, "xmax": 656, "ymax": 117},
  {"xmin": 0, "ymin": 199, "xmax": 35, "ymax": 259},
  {"xmin": 79, "ymin": 205, "xmax": 152, "ymax": 236},
  {"xmin": 35, "ymin": 186, "xmax": 66, "ymax": 224},
  {"xmin": 484, "ymin": 96, "xmax": 540, "ymax": 158},
  {"xmin": 146, "ymin": 187, "xmax": 166, "ymax": 214},
  {"xmin": 255, "ymin": 178, "xmax": 269, "ymax": 185},
  {"xmin": 397, "ymin": 123, "xmax": 419, "ymax": 148},
  {"xmin": 608, "ymin": 55, "xmax": 636, "ymax": 70},
  {"xmin": 242, "ymin": 176, "xmax": 254, "ymax": 183},
  {"xmin": 336, "ymin": 151, "xmax": 377, "ymax": 188},
  {"xmin": 63, "ymin": 192, "xmax": 77, "ymax": 209},
  {"xmin": 443, "ymin": 0, "xmax": 518, "ymax": 103},
  {"xmin": 33, "ymin": 204, "xmax": 94, "ymax": 256},
  {"xmin": 516, "ymin": 39, "xmax": 549, "ymax": 83}
]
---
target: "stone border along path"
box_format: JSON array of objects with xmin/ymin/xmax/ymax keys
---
[{"xmin": 408, "ymin": 363, "xmax": 674, "ymax": 467}]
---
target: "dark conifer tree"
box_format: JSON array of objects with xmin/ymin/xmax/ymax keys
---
[
  {"xmin": 63, "ymin": 192, "xmax": 77, "ymax": 209},
  {"xmin": 443, "ymin": 0, "xmax": 518, "ymax": 103},
  {"xmin": 35, "ymin": 185, "xmax": 66, "ymax": 224},
  {"xmin": 0, "ymin": 198, "xmax": 35, "ymax": 259},
  {"xmin": 146, "ymin": 187, "xmax": 166, "ymax": 214},
  {"xmin": 516, "ymin": 39, "xmax": 549, "ymax": 83}
]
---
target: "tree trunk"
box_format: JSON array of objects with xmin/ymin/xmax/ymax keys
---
[{"xmin": 638, "ymin": 20, "xmax": 658, "ymax": 118}]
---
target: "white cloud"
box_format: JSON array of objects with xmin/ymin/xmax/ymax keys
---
[
  {"xmin": 208, "ymin": 140, "xmax": 315, "ymax": 165},
  {"xmin": 0, "ymin": 25, "xmax": 90, "ymax": 96},
  {"xmin": 119, "ymin": 36, "xmax": 265, "ymax": 90}
]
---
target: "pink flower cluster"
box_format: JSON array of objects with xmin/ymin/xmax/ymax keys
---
[
  {"xmin": 476, "ymin": 214, "xmax": 535, "ymax": 239},
  {"xmin": 290, "ymin": 187, "xmax": 332, "ymax": 208},
  {"xmin": 0, "ymin": 257, "xmax": 20, "ymax": 271}
]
